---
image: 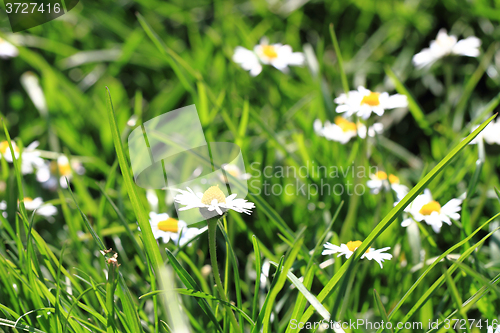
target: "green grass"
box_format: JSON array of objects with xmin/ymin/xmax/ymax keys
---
[{"xmin": 2, "ymin": 0, "xmax": 500, "ymax": 332}]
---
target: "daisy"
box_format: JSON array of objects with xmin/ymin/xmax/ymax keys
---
[
  {"xmin": 21, "ymin": 197, "xmax": 57, "ymax": 218},
  {"xmin": 400, "ymin": 189, "xmax": 462, "ymax": 233},
  {"xmin": 0, "ymin": 140, "xmax": 45, "ymax": 175},
  {"xmin": 220, "ymin": 164, "xmax": 251, "ymax": 184},
  {"xmin": 36, "ymin": 155, "xmax": 85, "ymax": 189},
  {"xmin": 313, "ymin": 117, "xmax": 383, "ymax": 144},
  {"xmin": 0, "ymin": 38, "xmax": 18, "ymax": 59},
  {"xmin": 147, "ymin": 212, "xmax": 207, "ymax": 246},
  {"xmin": 322, "ymin": 240, "xmax": 392, "ymax": 268},
  {"xmin": 413, "ymin": 29, "xmax": 481, "ymax": 69},
  {"xmin": 174, "ymin": 185, "xmax": 255, "ymax": 219},
  {"xmin": 367, "ymin": 171, "xmax": 409, "ymax": 196},
  {"xmin": 233, "ymin": 38, "xmax": 305, "ymax": 76},
  {"xmin": 334, "ymin": 86, "xmax": 408, "ymax": 119}
]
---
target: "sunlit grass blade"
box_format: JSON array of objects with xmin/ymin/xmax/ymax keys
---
[
  {"xmin": 263, "ymin": 238, "xmax": 303, "ymax": 333},
  {"xmin": 251, "ymin": 235, "xmax": 262, "ymax": 323},
  {"xmin": 385, "ymin": 66, "xmax": 431, "ymax": 135},
  {"xmin": 164, "ymin": 248, "xmax": 223, "ymax": 332},
  {"xmin": 105, "ymin": 87, "xmax": 164, "ymax": 278},
  {"xmin": 373, "ymin": 289, "xmax": 393, "ymax": 333},
  {"xmin": 140, "ymin": 288, "xmax": 255, "ymax": 326},
  {"xmin": 329, "ymin": 23, "xmax": 349, "ymax": 95}
]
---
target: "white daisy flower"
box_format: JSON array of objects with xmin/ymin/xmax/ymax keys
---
[
  {"xmin": 0, "ymin": 38, "xmax": 19, "ymax": 59},
  {"xmin": 21, "ymin": 197, "xmax": 57, "ymax": 217},
  {"xmin": 413, "ymin": 29, "xmax": 481, "ymax": 69},
  {"xmin": 322, "ymin": 240, "xmax": 393, "ymax": 268},
  {"xmin": 314, "ymin": 117, "xmax": 383, "ymax": 144},
  {"xmin": 174, "ymin": 185, "xmax": 255, "ymax": 217},
  {"xmin": 36, "ymin": 155, "xmax": 85, "ymax": 189},
  {"xmin": 233, "ymin": 38, "xmax": 305, "ymax": 76},
  {"xmin": 147, "ymin": 212, "xmax": 206, "ymax": 246},
  {"xmin": 470, "ymin": 120, "xmax": 500, "ymax": 145},
  {"xmin": 334, "ymin": 86, "xmax": 408, "ymax": 119},
  {"xmin": 0, "ymin": 140, "xmax": 45, "ymax": 175},
  {"xmin": 400, "ymin": 189, "xmax": 462, "ymax": 233},
  {"xmin": 220, "ymin": 164, "xmax": 251, "ymax": 184},
  {"xmin": 367, "ymin": 171, "xmax": 408, "ymax": 196}
]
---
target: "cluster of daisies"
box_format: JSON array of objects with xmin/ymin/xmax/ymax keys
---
[
  {"xmin": 226, "ymin": 28, "xmax": 482, "ymax": 269},
  {"xmin": 0, "ymin": 139, "xmax": 85, "ymax": 219}
]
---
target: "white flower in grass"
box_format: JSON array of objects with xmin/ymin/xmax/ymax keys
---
[
  {"xmin": 233, "ymin": 38, "xmax": 305, "ymax": 76},
  {"xmin": 36, "ymin": 155, "xmax": 85, "ymax": 189},
  {"xmin": 367, "ymin": 171, "xmax": 408, "ymax": 196},
  {"xmin": 470, "ymin": 120, "xmax": 500, "ymax": 145},
  {"xmin": 147, "ymin": 212, "xmax": 206, "ymax": 246},
  {"xmin": 322, "ymin": 240, "xmax": 392, "ymax": 268},
  {"xmin": 314, "ymin": 117, "xmax": 383, "ymax": 144},
  {"xmin": 334, "ymin": 86, "xmax": 408, "ymax": 119},
  {"xmin": 0, "ymin": 38, "xmax": 18, "ymax": 59},
  {"xmin": 413, "ymin": 29, "xmax": 481, "ymax": 69},
  {"xmin": 174, "ymin": 185, "xmax": 255, "ymax": 216},
  {"xmin": 220, "ymin": 164, "xmax": 251, "ymax": 184},
  {"xmin": 400, "ymin": 189, "xmax": 462, "ymax": 233},
  {"xmin": 0, "ymin": 141, "xmax": 45, "ymax": 175},
  {"xmin": 21, "ymin": 197, "xmax": 57, "ymax": 217}
]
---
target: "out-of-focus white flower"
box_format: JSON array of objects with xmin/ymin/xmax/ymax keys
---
[
  {"xmin": 0, "ymin": 38, "xmax": 18, "ymax": 59},
  {"xmin": 413, "ymin": 29, "xmax": 481, "ymax": 69},
  {"xmin": 233, "ymin": 38, "xmax": 305, "ymax": 76},
  {"xmin": 367, "ymin": 171, "xmax": 408, "ymax": 196},
  {"xmin": 400, "ymin": 189, "xmax": 462, "ymax": 233},
  {"xmin": 174, "ymin": 185, "xmax": 255, "ymax": 216},
  {"xmin": 322, "ymin": 240, "xmax": 392, "ymax": 268},
  {"xmin": 147, "ymin": 212, "xmax": 207, "ymax": 246},
  {"xmin": 470, "ymin": 120, "xmax": 500, "ymax": 145},
  {"xmin": 0, "ymin": 141, "xmax": 45, "ymax": 175},
  {"xmin": 21, "ymin": 197, "xmax": 57, "ymax": 218},
  {"xmin": 146, "ymin": 189, "xmax": 159, "ymax": 212},
  {"xmin": 334, "ymin": 86, "xmax": 408, "ymax": 119},
  {"xmin": 314, "ymin": 117, "xmax": 383, "ymax": 144},
  {"xmin": 36, "ymin": 155, "xmax": 85, "ymax": 189}
]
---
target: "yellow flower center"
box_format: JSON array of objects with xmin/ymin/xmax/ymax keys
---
[
  {"xmin": 374, "ymin": 171, "xmax": 387, "ymax": 180},
  {"xmin": 201, "ymin": 185, "xmax": 226, "ymax": 205},
  {"xmin": 0, "ymin": 141, "xmax": 19, "ymax": 155},
  {"xmin": 361, "ymin": 92, "xmax": 381, "ymax": 106},
  {"xmin": 334, "ymin": 117, "xmax": 357, "ymax": 133},
  {"xmin": 261, "ymin": 45, "xmax": 278, "ymax": 59},
  {"xmin": 346, "ymin": 240, "xmax": 370, "ymax": 253},
  {"xmin": 157, "ymin": 218, "xmax": 179, "ymax": 233},
  {"xmin": 50, "ymin": 160, "xmax": 72, "ymax": 176},
  {"xmin": 419, "ymin": 200, "xmax": 441, "ymax": 215},
  {"xmin": 388, "ymin": 174, "xmax": 399, "ymax": 184}
]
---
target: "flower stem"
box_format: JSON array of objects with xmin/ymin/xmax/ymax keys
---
[{"xmin": 208, "ymin": 218, "xmax": 242, "ymax": 333}]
